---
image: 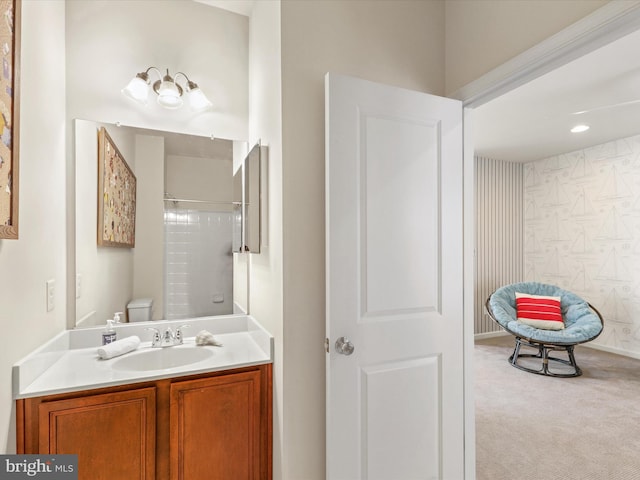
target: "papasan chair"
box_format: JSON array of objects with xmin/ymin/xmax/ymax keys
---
[{"xmin": 485, "ymin": 282, "xmax": 604, "ymax": 377}]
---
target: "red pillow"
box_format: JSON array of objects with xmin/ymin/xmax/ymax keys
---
[{"xmin": 515, "ymin": 292, "xmax": 564, "ymax": 330}]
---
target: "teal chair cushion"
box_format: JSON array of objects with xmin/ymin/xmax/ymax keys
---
[{"xmin": 488, "ymin": 282, "xmax": 603, "ymax": 345}]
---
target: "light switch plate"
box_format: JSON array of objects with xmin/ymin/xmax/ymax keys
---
[
  {"xmin": 46, "ymin": 279, "xmax": 55, "ymax": 312},
  {"xmin": 76, "ymin": 274, "xmax": 81, "ymax": 299}
]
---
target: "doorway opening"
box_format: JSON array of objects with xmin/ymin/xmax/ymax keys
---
[{"xmin": 463, "ymin": 7, "xmax": 640, "ymax": 479}]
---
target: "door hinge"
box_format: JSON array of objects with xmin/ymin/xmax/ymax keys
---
[{"xmin": 324, "ymin": 338, "xmax": 330, "ymax": 353}]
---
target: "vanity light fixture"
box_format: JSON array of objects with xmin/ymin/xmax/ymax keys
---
[
  {"xmin": 570, "ymin": 124, "xmax": 590, "ymax": 133},
  {"xmin": 121, "ymin": 67, "xmax": 212, "ymax": 112}
]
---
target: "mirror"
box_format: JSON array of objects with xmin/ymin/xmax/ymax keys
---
[
  {"xmin": 232, "ymin": 166, "xmax": 243, "ymax": 253},
  {"xmin": 74, "ymin": 119, "xmax": 248, "ymax": 328},
  {"xmin": 242, "ymin": 143, "xmax": 264, "ymax": 254}
]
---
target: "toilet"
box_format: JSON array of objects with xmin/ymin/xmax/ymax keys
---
[{"xmin": 127, "ymin": 298, "xmax": 153, "ymax": 322}]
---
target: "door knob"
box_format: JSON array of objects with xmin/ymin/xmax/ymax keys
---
[{"xmin": 335, "ymin": 336, "xmax": 355, "ymax": 355}]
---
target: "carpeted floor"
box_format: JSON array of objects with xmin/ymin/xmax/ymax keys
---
[{"xmin": 475, "ymin": 335, "xmax": 640, "ymax": 480}]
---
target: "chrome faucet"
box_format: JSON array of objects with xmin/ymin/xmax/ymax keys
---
[{"xmin": 147, "ymin": 325, "xmax": 189, "ymax": 348}]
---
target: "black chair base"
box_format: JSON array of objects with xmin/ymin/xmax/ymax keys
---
[{"xmin": 509, "ymin": 337, "xmax": 582, "ymax": 378}]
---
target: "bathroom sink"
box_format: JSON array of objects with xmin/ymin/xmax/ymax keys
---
[{"xmin": 111, "ymin": 345, "xmax": 214, "ymax": 372}]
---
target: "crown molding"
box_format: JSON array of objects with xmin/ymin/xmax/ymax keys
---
[{"xmin": 451, "ymin": 1, "xmax": 640, "ymax": 108}]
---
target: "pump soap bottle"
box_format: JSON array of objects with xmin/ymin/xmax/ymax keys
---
[{"xmin": 102, "ymin": 319, "xmax": 117, "ymax": 345}]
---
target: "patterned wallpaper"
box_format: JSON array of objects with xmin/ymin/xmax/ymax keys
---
[{"xmin": 524, "ymin": 133, "xmax": 640, "ymax": 355}]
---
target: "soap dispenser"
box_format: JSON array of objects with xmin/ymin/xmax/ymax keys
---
[
  {"xmin": 102, "ymin": 312, "xmax": 124, "ymax": 345},
  {"xmin": 102, "ymin": 319, "xmax": 117, "ymax": 345}
]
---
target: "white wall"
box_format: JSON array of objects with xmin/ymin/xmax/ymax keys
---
[
  {"xmin": 0, "ymin": 0, "xmax": 66, "ymax": 453},
  {"xmin": 65, "ymin": 0, "xmax": 248, "ymax": 139},
  {"xmin": 165, "ymin": 153, "xmax": 233, "ymax": 207},
  {"xmin": 279, "ymin": 1, "xmax": 445, "ymax": 477},
  {"xmin": 247, "ymin": 1, "xmax": 284, "ymax": 478},
  {"xmin": 524, "ymin": 133, "xmax": 640, "ymax": 357}
]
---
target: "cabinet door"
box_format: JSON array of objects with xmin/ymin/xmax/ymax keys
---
[
  {"xmin": 38, "ymin": 387, "xmax": 156, "ymax": 480},
  {"xmin": 170, "ymin": 370, "xmax": 261, "ymax": 480}
]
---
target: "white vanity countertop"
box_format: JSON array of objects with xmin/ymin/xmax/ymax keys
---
[{"xmin": 13, "ymin": 314, "xmax": 273, "ymax": 399}]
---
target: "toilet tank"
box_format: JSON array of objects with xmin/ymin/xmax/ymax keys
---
[{"xmin": 127, "ymin": 298, "xmax": 153, "ymax": 322}]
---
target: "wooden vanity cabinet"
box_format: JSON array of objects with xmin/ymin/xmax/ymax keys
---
[
  {"xmin": 16, "ymin": 364, "xmax": 272, "ymax": 480},
  {"xmin": 171, "ymin": 370, "xmax": 263, "ymax": 479},
  {"xmin": 23, "ymin": 387, "xmax": 157, "ymax": 480}
]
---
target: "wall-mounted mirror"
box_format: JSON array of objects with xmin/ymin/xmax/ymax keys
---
[
  {"xmin": 232, "ymin": 165, "xmax": 243, "ymax": 253},
  {"xmin": 243, "ymin": 143, "xmax": 264, "ymax": 253},
  {"xmin": 74, "ymin": 119, "xmax": 248, "ymax": 328}
]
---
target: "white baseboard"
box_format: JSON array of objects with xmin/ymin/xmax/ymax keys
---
[
  {"xmin": 474, "ymin": 331, "xmax": 509, "ymax": 341},
  {"xmin": 582, "ymin": 342, "xmax": 640, "ymax": 361}
]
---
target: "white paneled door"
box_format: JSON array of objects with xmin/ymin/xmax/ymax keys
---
[{"xmin": 325, "ymin": 73, "xmax": 464, "ymax": 480}]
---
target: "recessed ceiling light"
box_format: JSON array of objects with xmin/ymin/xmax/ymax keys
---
[{"xmin": 571, "ymin": 124, "xmax": 590, "ymax": 133}]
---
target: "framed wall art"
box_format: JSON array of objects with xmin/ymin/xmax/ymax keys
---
[
  {"xmin": 0, "ymin": 0, "xmax": 21, "ymax": 240},
  {"xmin": 97, "ymin": 127, "xmax": 136, "ymax": 248}
]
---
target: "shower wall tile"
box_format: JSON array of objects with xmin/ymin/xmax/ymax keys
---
[{"xmin": 164, "ymin": 209, "xmax": 234, "ymax": 320}]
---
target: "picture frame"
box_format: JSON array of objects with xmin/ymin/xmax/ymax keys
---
[
  {"xmin": 97, "ymin": 127, "xmax": 136, "ymax": 248},
  {"xmin": 0, "ymin": 0, "xmax": 21, "ymax": 240}
]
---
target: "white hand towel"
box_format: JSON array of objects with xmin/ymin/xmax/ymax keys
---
[{"xmin": 97, "ymin": 335, "xmax": 141, "ymax": 360}]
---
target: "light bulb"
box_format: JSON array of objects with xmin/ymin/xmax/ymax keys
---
[
  {"xmin": 188, "ymin": 86, "xmax": 212, "ymax": 112},
  {"xmin": 121, "ymin": 74, "xmax": 150, "ymax": 105},
  {"xmin": 156, "ymin": 78, "xmax": 183, "ymax": 109}
]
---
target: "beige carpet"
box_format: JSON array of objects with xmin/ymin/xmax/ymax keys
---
[{"xmin": 475, "ymin": 335, "xmax": 640, "ymax": 480}]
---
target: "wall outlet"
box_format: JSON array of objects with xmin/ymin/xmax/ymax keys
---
[
  {"xmin": 76, "ymin": 274, "xmax": 82, "ymax": 299},
  {"xmin": 46, "ymin": 279, "xmax": 55, "ymax": 312}
]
